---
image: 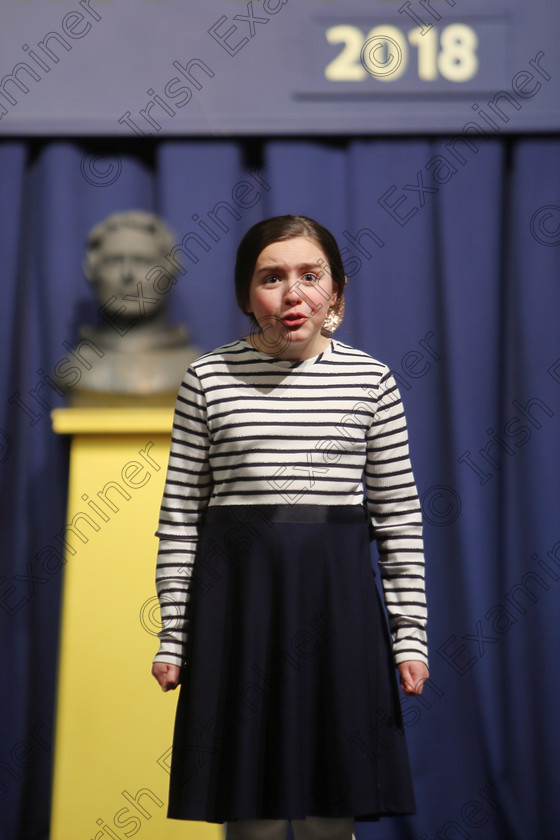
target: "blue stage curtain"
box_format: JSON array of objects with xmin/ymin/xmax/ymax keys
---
[{"xmin": 1, "ymin": 136, "xmax": 559, "ymax": 840}]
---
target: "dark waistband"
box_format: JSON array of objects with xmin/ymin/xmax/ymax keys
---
[{"xmin": 203, "ymin": 504, "xmax": 367, "ymax": 526}]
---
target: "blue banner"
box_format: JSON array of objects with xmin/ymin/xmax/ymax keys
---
[{"xmin": 0, "ymin": 0, "xmax": 559, "ymax": 135}]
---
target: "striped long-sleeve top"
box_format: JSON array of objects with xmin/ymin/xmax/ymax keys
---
[{"xmin": 154, "ymin": 337, "xmax": 428, "ymax": 668}]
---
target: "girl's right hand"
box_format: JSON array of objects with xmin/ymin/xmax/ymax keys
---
[{"xmin": 152, "ymin": 662, "xmax": 181, "ymax": 692}]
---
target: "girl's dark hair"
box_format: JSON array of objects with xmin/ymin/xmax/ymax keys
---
[{"xmin": 234, "ymin": 215, "xmax": 346, "ymax": 318}]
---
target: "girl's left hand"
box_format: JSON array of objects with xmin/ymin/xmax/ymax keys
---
[
  {"xmin": 397, "ymin": 660, "xmax": 429, "ymax": 696},
  {"xmin": 152, "ymin": 661, "xmax": 181, "ymax": 691}
]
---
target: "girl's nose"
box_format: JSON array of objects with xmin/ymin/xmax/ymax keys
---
[{"xmin": 284, "ymin": 281, "xmax": 303, "ymax": 304}]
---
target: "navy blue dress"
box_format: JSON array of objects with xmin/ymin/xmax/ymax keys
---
[
  {"xmin": 154, "ymin": 340, "xmax": 427, "ymax": 824},
  {"xmin": 167, "ymin": 505, "xmax": 416, "ymax": 823}
]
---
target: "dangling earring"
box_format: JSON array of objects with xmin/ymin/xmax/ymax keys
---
[{"xmin": 321, "ymin": 277, "xmax": 347, "ymax": 336}]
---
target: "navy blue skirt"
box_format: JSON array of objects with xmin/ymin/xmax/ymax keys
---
[{"xmin": 167, "ymin": 505, "xmax": 416, "ymax": 823}]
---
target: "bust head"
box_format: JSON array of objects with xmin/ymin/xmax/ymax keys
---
[{"xmin": 84, "ymin": 210, "xmax": 176, "ymax": 321}]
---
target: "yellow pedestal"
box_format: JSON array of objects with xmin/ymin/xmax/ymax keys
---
[{"xmin": 50, "ymin": 407, "xmax": 222, "ymax": 840}]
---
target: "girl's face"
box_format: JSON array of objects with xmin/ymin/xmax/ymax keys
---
[{"xmin": 246, "ymin": 236, "xmax": 338, "ymax": 361}]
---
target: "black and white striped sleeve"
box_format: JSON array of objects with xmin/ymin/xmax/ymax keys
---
[
  {"xmin": 153, "ymin": 367, "xmax": 213, "ymax": 667},
  {"xmin": 365, "ymin": 369, "xmax": 428, "ymax": 667}
]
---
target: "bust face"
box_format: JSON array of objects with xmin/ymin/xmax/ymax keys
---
[{"xmin": 88, "ymin": 227, "xmax": 165, "ymax": 319}]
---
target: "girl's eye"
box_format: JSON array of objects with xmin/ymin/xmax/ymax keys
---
[
  {"xmin": 302, "ymin": 273, "xmax": 319, "ymax": 284},
  {"xmin": 264, "ymin": 275, "xmax": 280, "ymax": 284}
]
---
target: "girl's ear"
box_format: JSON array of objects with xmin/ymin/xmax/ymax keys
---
[{"xmin": 331, "ymin": 276, "xmax": 347, "ymax": 305}]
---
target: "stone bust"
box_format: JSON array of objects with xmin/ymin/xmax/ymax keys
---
[{"xmin": 70, "ymin": 210, "xmax": 201, "ymax": 404}]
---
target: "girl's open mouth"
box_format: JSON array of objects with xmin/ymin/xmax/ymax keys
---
[{"xmin": 281, "ymin": 314, "xmax": 308, "ymax": 328}]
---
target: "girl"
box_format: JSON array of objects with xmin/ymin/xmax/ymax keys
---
[{"xmin": 151, "ymin": 216, "xmax": 429, "ymax": 840}]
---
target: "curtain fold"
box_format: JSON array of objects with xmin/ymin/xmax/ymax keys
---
[{"xmin": 1, "ymin": 136, "xmax": 559, "ymax": 840}]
